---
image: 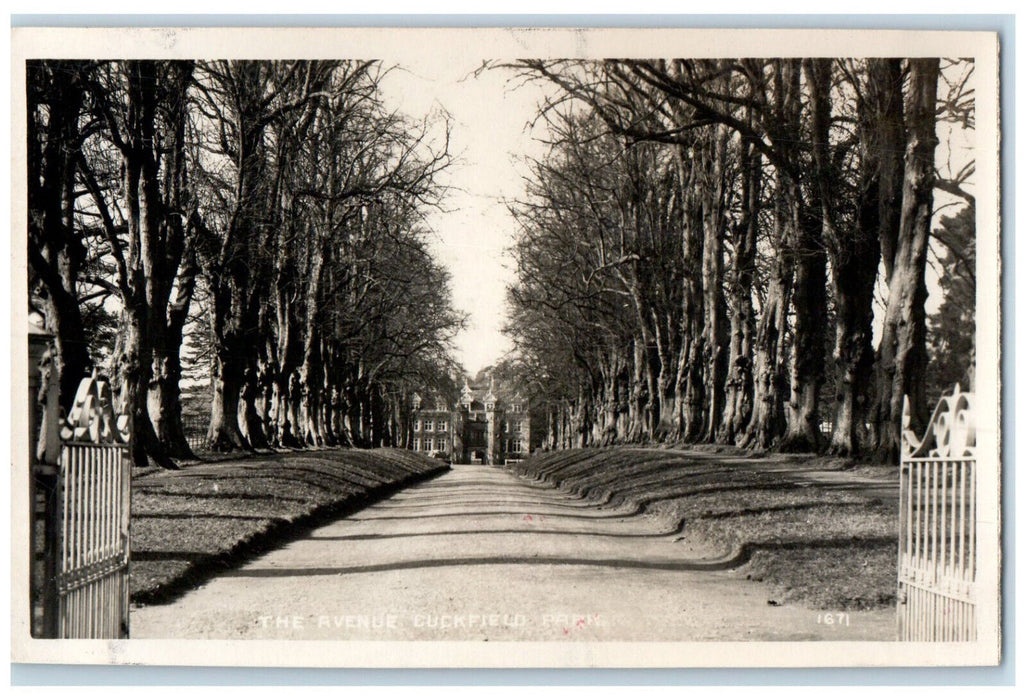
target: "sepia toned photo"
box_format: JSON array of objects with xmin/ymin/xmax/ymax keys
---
[{"xmin": 10, "ymin": 26, "xmax": 1002, "ymax": 668}]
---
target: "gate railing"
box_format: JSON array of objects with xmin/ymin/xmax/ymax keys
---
[
  {"xmin": 898, "ymin": 385, "xmax": 976, "ymax": 642},
  {"xmin": 56, "ymin": 375, "xmax": 132, "ymax": 639},
  {"xmin": 55, "ymin": 441, "xmax": 131, "ymax": 638},
  {"xmin": 30, "ymin": 327, "xmax": 132, "ymax": 639}
]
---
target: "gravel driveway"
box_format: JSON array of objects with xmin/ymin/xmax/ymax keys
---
[{"xmin": 131, "ymin": 462, "xmax": 893, "ymax": 641}]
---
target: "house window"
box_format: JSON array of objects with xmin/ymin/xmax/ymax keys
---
[
  {"xmin": 424, "ymin": 437, "xmax": 433, "ymax": 452},
  {"xmin": 438, "ymin": 438, "xmax": 447, "ymax": 452},
  {"xmin": 511, "ymin": 439, "xmax": 523, "ymax": 453},
  {"xmin": 413, "ymin": 438, "xmax": 420, "ymax": 451},
  {"xmin": 414, "ymin": 419, "xmax": 421, "ymax": 432},
  {"xmin": 437, "ymin": 420, "xmax": 447, "ymax": 432},
  {"xmin": 423, "ymin": 419, "xmax": 433, "ymax": 432}
]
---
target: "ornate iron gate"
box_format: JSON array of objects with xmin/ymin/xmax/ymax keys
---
[
  {"xmin": 57, "ymin": 376, "xmax": 132, "ymax": 638},
  {"xmin": 56, "ymin": 440, "xmax": 131, "ymax": 638},
  {"xmin": 898, "ymin": 385, "xmax": 976, "ymax": 641},
  {"xmin": 31, "ymin": 348, "xmax": 132, "ymax": 639}
]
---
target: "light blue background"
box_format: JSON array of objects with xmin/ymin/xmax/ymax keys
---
[{"xmin": 10, "ymin": 12, "xmax": 1015, "ymax": 686}]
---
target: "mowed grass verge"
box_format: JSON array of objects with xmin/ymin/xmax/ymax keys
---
[
  {"xmin": 131, "ymin": 448, "xmax": 448, "ymax": 605},
  {"xmin": 507, "ymin": 447, "xmax": 899, "ymax": 611}
]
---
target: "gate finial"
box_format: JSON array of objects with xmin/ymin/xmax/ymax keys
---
[
  {"xmin": 60, "ymin": 375, "xmax": 130, "ymax": 445},
  {"xmin": 902, "ymin": 385, "xmax": 976, "ymax": 460}
]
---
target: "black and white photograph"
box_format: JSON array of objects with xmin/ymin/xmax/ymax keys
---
[{"xmin": 9, "ymin": 25, "xmax": 1002, "ymax": 668}]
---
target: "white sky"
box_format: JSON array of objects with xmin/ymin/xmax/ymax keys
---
[
  {"xmin": 379, "ymin": 57, "xmax": 549, "ymax": 376},
  {"xmin": 378, "ymin": 58, "xmax": 974, "ymax": 374}
]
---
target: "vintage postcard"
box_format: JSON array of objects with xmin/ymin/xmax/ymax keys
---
[{"xmin": 9, "ymin": 25, "xmax": 1002, "ymax": 668}]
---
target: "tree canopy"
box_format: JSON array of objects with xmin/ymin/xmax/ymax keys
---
[
  {"xmin": 503, "ymin": 57, "xmax": 976, "ymax": 461},
  {"xmin": 28, "ymin": 59, "xmax": 464, "ymax": 466}
]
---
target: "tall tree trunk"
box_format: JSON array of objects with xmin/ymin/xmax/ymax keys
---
[
  {"xmin": 40, "ymin": 286, "xmax": 91, "ymax": 410},
  {"xmin": 627, "ymin": 336, "xmax": 648, "ymax": 442},
  {"xmin": 27, "ymin": 61, "xmax": 91, "ymax": 409},
  {"xmin": 700, "ymin": 124, "xmax": 730, "ymax": 442},
  {"xmin": 742, "ymin": 59, "xmax": 799, "ymax": 450},
  {"xmin": 601, "ymin": 347, "xmax": 624, "ymax": 444},
  {"xmin": 299, "ymin": 239, "xmax": 327, "ymax": 445},
  {"xmin": 332, "ymin": 379, "xmax": 352, "ymax": 447},
  {"xmin": 150, "ymin": 229, "xmax": 199, "ymax": 460},
  {"xmin": 239, "ymin": 363, "xmax": 269, "ymax": 448},
  {"xmin": 287, "ymin": 371, "xmax": 304, "ymax": 446},
  {"xmin": 300, "ymin": 364, "xmax": 324, "ymax": 445},
  {"xmin": 873, "ymin": 58, "xmax": 941, "ymax": 463},
  {"xmin": 109, "ymin": 61, "xmax": 191, "ymax": 468},
  {"xmin": 359, "ymin": 382, "xmax": 373, "ymax": 447},
  {"xmin": 207, "ymin": 288, "xmax": 249, "ymax": 450},
  {"xmin": 652, "ymin": 311, "xmax": 677, "ymax": 439},
  {"xmin": 779, "ymin": 183, "xmax": 828, "ymax": 452},
  {"xmin": 117, "ymin": 304, "xmax": 174, "ymax": 469},
  {"xmin": 828, "ymin": 58, "xmax": 902, "ymax": 456},
  {"xmin": 743, "ymin": 159, "xmax": 794, "ymax": 449},
  {"xmin": 874, "ymin": 61, "xmax": 909, "ymax": 284},
  {"xmin": 149, "ymin": 308, "xmax": 195, "ymax": 460},
  {"xmin": 677, "ymin": 150, "xmax": 705, "ymax": 442},
  {"xmin": 146, "ymin": 62, "xmax": 197, "ymax": 461},
  {"xmin": 320, "ymin": 347, "xmax": 338, "ymax": 446},
  {"xmin": 255, "ymin": 356, "xmax": 275, "ymax": 445},
  {"xmin": 208, "ymin": 352, "xmax": 247, "ymax": 450},
  {"xmin": 720, "ymin": 123, "xmax": 760, "ymax": 443},
  {"xmin": 779, "ymin": 59, "xmax": 829, "ymax": 452},
  {"xmin": 630, "ymin": 305, "xmax": 659, "ymax": 439}
]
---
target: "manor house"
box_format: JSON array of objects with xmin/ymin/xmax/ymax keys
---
[{"xmin": 410, "ymin": 377, "xmax": 531, "ymax": 465}]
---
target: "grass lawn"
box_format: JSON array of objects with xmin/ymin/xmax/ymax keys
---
[
  {"xmin": 130, "ymin": 448, "xmax": 448, "ymax": 605},
  {"xmin": 508, "ymin": 447, "xmax": 899, "ymax": 611}
]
